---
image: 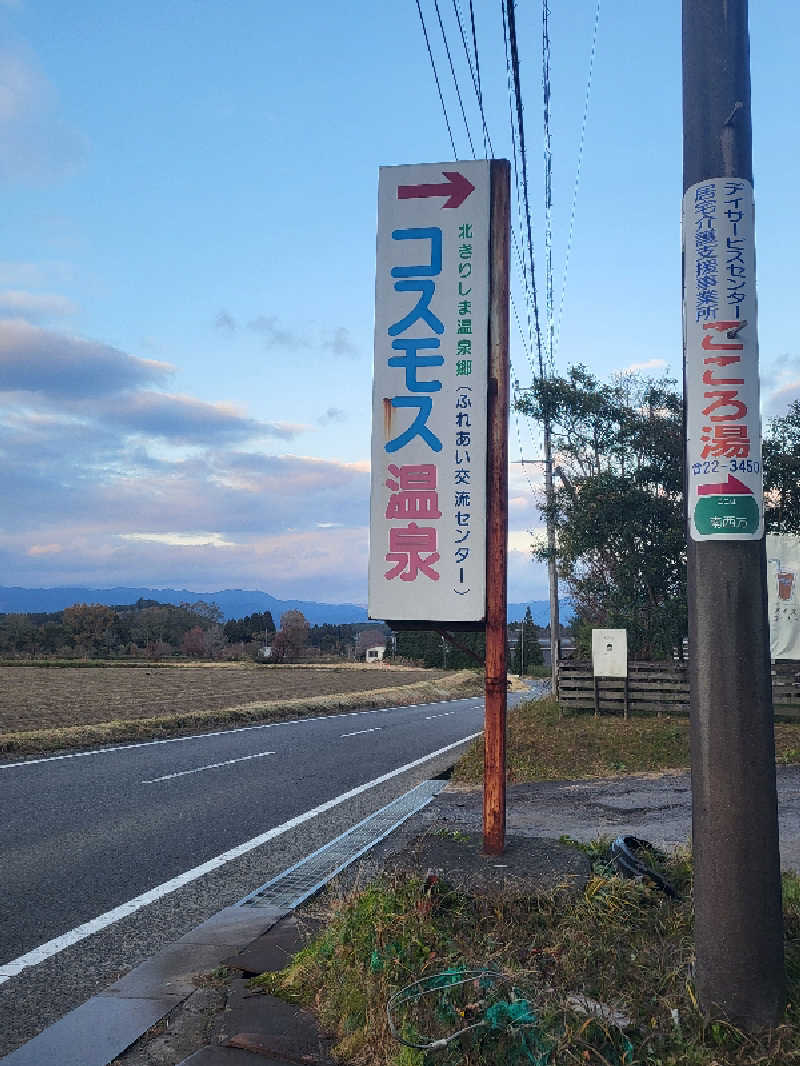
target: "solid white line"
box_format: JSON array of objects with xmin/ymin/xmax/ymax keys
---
[
  {"xmin": 141, "ymin": 750, "xmax": 276, "ymax": 784},
  {"xmin": 0, "ymin": 729, "xmax": 483, "ymax": 984},
  {"xmin": 340, "ymin": 728, "xmax": 382, "ymax": 738}
]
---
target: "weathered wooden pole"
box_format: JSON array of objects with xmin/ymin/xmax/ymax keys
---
[
  {"xmin": 683, "ymin": 0, "xmax": 784, "ymax": 1027},
  {"xmin": 483, "ymin": 158, "xmax": 510, "ymax": 855}
]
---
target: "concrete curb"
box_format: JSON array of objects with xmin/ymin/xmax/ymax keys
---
[{"xmin": 0, "ymin": 905, "xmax": 286, "ymax": 1066}]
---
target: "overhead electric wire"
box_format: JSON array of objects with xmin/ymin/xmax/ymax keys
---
[
  {"xmin": 501, "ymin": 0, "xmax": 540, "ymax": 391},
  {"xmin": 451, "ymin": 0, "xmax": 491, "ymax": 156},
  {"xmin": 423, "ymin": 0, "xmax": 532, "ymax": 364},
  {"xmin": 553, "ymin": 0, "xmax": 600, "ymax": 364},
  {"xmin": 432, "ymin": 0, "xmax": 476, "ymax": 156},
  {"xmin": 414, "ymin": 0, "xmax": 458, "ymax": 157},
  {"xmin": 468, "ymin": 0, "xmax": 488, "ymax": 154},
  {"xmin": 503, "ymin": 0, "xmax": 546, "ymax": 383},
  {"xmin": 542, "ymin": 0, "xmax": 554, "ymax": 375}
]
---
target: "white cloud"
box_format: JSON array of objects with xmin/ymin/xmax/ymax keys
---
[
  {"xmin": 0, "ymin": 289, "xmax": 76, "ymax": 319},
  {"xmin": 508, "ymin": 529, "xmax": 538, "ymax": 554},
  {"xmin": 618, "ymin": 358, "xmax": 668, "ymax": 374},
  {"xmin": 0, "ymin": 43, "xmax": 86, "ymax": 181},
  {"xmin": 762, "ymin": 354, "xmax": 800, "ymax": 417},
  {"xmin": 118, "ymin": 532, "xmax": 237, "ymax": 548}
]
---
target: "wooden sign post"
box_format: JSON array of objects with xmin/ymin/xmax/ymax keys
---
[
  {"xmin": 483, "ymin": 159, "xmax": 510, "ymax": 855},
  {"xmin": 368, "ymin": 157, "xmax": 510, "ymax": 855}
]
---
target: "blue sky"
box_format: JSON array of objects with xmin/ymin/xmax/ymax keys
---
[{"xmin": 1, "ymin": 1, "xmax": 799, "ymax": 606}]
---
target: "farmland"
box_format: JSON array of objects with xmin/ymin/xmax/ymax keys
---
[
  {"xmin": 0, "ymin": 662, "xmax": 484, "ymax": 759},
  {"xmin": 0, "ymin": 663, "xmax": 457, "ymax": 736}
]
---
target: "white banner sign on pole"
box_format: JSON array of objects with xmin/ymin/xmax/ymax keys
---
[
  {"xmin": 682, "ymin": 178, "xmax": 764, "ymax": 540},
  {"xmin": 368, "ymin": 160, "xmax": 490, "ymax": 622},
  {"xmin": 766, "ymin": 533, "xmax": 800, "ymax": 661}
]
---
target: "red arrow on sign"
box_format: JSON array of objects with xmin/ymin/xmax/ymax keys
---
[
  {"xmin": 697, "ymin": 474, "xmax": 753, "ymax": 496},
  {"xmin": 397, "ymin": 171, "xmax": 476, "ymax": 209}
]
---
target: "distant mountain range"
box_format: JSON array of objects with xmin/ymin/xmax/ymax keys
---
[{"xmin": 0, "ymin": 585, "xmax": 573, "ymax": 627}]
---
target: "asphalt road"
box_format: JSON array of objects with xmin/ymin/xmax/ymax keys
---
[
  {"xmin": 0, "ymin": 693, "xmax": 499, "ymax": 967},
  {"xmin": 0, "ymin": 685, "xmax": 546, "ymax": 1057}
]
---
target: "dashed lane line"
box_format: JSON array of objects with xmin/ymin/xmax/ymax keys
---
[{"xmin": 141, "ymin": 749, "xmax": 276, "ymax": 784}]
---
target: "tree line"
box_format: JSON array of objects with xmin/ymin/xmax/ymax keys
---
[
  {"xmin": 516, "ymin": 367, "xmax": 800, "ymax": 660},
  {"xmin": 0, "ymin": 599, "xmax": 390, "ymax": 662},
  {"xmin": 394, "ymin": 607, "xmax": 545, "ymax": 672}
]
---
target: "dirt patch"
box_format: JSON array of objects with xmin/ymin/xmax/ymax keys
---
[
  {"xmin": 0, "ymin": 664, "xmax": 446, "ymax": 734},
  {"xmin": 0, "ymin": 665, "xmax": 483, "ymax": 757}
]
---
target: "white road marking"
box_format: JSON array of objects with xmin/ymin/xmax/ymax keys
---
[
  {"xmin": 141, "ymin": 750, "xmax": 276, "ymax": 784},
  {"xmin": 340, "ymin": 728, "xmax": 382, "ymax": 738},
  {"xmin": 425, "ymin": 711, "xmax": 456, "ymax": 720},
  {"xmin": 0, "ymin": 729, "xmax": 482, "ymax": 984},
  {"xmin": 0, "ymin": 697, "xmax": 472, "ymax": 771}
]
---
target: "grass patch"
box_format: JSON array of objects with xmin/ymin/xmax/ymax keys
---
[
  {"xmin": 255, "ymin": 854, "xmax": 800, "ymax": 1065},
  {"xmin": 450, "ymin": 696, "xmax": 800, "ymax": 784},
  {"xmin": 453, "ymin": 696, "xmax": 690, "ymax": 783},
  {"xmin": 0, "ymin": 669, "xmax": 482, "ymax": 757}
]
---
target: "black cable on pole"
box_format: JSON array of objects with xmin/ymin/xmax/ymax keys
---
[
  {"xmin": 432, "ymin": 0, "xmax": 476, "ymax": 156},
  {"xmin": 451, "ymin": 0, "xmax": 491, "ymax": 156},
  {"xmin": 504, "ymin": 0, "xmax": 545, "ymax": 382},
  {"xmin": 542, "ymin": 0, "xmax": 554, "ymax": 376},
  {"xmin": 468, "ymin": 0, "xmax": 484, "ymax": 124},
  {"xmin": 554, "ymin": 0, "xmax": 600, "ymax": 364},
  {"xmin": 501, "ymin": 0, "xmax": 539, "ymax": 389},
  {"xmin": 414, "ymin": 0, "xmax": 458, "ymax": 157}
]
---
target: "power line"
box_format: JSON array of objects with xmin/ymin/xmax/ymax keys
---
[
  {"xmin": 414, "ymin": 0, "xmax": 458, "ymax": 157},
  {"xmin": 553, "ymin": 0, "xmax": 600, "ymax": 364},
  {"xmin": 542, "ymin": 0, "xmax": 554, "ymax": 375},
  {"xmin": 501, "ymin": 0, "xmax": 536, "ymax": 385},
  {"xmin": 468, "ymin": 0, "xmax": 487, "ymax": 152},
  {"xmin": 451, "ymin": 0, "xmax": 491, "ymax": 156},
  {"xmin": 503, "ymin": 0, "xmax": 545, "ymax": 383},
  {"xmin": 432, "ymin": 0, "xmax": 476, "ymax": 156}
]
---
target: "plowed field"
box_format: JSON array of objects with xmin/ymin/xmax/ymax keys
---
[{"xmin": 0, "ymin": 664, "xmax": 448, "ymax": 734}]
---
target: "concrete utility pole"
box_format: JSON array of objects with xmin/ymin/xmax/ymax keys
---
[
  {"xmin": 514, "ymin": 445, "xmax": 560, "ymax": 692},
  {"xmin": 683, "ymin": 0, "xmax": 784, "ymax": 1027},
  {"xmin": 543, "ymin": 425, "xmax": 560, "ymax": 693}
]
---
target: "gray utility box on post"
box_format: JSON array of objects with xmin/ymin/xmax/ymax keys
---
[{"xmin": 591, "ymin": 629, "xmax": 628, "ymax": 678}]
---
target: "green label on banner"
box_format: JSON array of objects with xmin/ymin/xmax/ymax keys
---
[{"xmin": 694, "ymin": 495, "xmax": 760, "ymax": 536}]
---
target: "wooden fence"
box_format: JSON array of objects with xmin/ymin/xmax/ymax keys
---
[{"xmin": 557, "ymin": 659, "xmax": 800, "ymax": 719}]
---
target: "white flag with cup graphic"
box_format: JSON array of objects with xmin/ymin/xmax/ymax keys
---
[{"xmin": 767, "ymin": 533, "xmax": 800, "ymax": 660}]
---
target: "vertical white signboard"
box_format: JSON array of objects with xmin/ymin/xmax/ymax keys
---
[
  {"xmin": 368, "ymin": 160, "xmax": 490, "ymax": 621},
  {"xmin": 683, "ymin": 178, "xmax": 764, "ymax": 540}
]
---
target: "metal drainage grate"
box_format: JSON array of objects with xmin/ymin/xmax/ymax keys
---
[{"xmin": 239, "ymin": 779, "xmax": 445, "ymax": 911}]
